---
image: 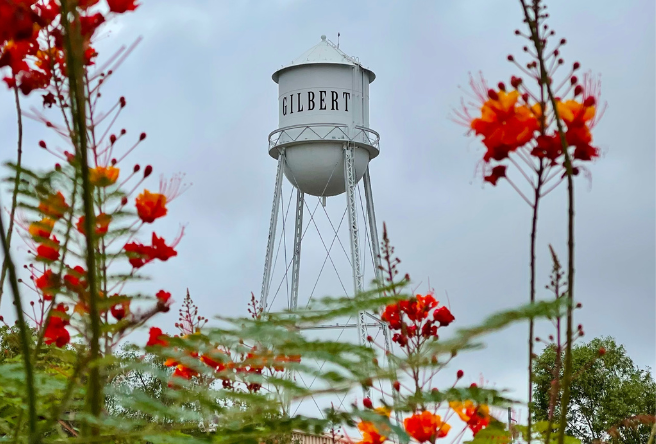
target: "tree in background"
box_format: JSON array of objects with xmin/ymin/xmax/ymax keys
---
[{"xmin": 533, "ymin": 336, "xmax": 656, "ymax": 444}]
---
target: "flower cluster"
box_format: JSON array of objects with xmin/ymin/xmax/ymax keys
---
[
  {"xmin": 449, "ymin": 399, "xmax": 491, "ymax": 436},
  {"xmin": 381, "ymin": 294, "xmax": 454, "ymax": 347},
  {"xmin": 0, "ymin": 0, "xmax": 139, "ymax": 96},
  {"xmin": 403, "ymin": 411, "xmax": 451, "ymax": 443}
]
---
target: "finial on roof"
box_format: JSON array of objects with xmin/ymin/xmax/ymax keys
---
[{"xmin": 321, "ymin": 35, "xmax": 326, "ymax": 41}]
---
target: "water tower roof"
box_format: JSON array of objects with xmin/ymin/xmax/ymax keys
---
[{"xmin": 272, "ymin": 35, "xmax": 375, "ymax": 83}]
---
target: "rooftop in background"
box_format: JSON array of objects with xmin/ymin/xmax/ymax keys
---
[{"xmin": 272, "ymin": 35, "xmax": 376, "ymax": 83}]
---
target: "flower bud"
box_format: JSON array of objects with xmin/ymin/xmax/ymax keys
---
[
  {"xmin": 570, "ymin": 76, "xmax": 578, "ymax": 85},
  {"xmin": 510, "ymin": 76, "xmax": 522, "ymax": 88},
  {"xmin": 598, "ymin": 347, "xmax": 606, "ymax": 356},
  {"xmin": 507, "ymin": 54, "xmax": 514, "ymax": 61},
  {"xmin": 366, "ymin": 335, "xmax": 373, "ymax": 342},
  {"xmin": 39, "ymin": 140, "xmax": 47, "ymax": 149},
  {"xmin": 121, "ymin": 196, "xmax": 128, "ymax": 205},
  {"xmin": 393, "ymin": 381, "xmax": 400, "ymax": 391},
  {"xmin": 583, "ymin": 96, "xmax": 596, "ymax": 107},
  {"xmin": 576, "ymin": 302, "xmax": 582, "ymax": 308},
  {"xmin": 372, "ymin": 358, "xmax": 378, "ymax": 366},
  {"xmin": 111, "ymin": 158, "xmax": 117, "ymax": 165},
  {"xmin": 560, "ymin": 38, "xmax": 567, "ymax": 45},
  {"xmin": 134, "ymin": 164, "xmax": 141, "ymax": 173},
  {"xmin": 497, "ymin": 82, "xmax": 506, "ymax": 92},
  {"xmin": 55, "ymin": 163, "xmax": 61, "ymax": 171},
  {"xmin": 554, "ymin": 49, "xmax": 559, "ymax": 57},
  {"xmin": 121, "ymin": 128, "xmax": 127, "ymax": 135},
  {"xmin": 514, "ymin": 30, "xmax": 520, "ymax": 35},
  {"xmin": 487, "ymin": 89, "xmax": 499, "ymax": 100},
  {"xmin": 120, "ymin": 97, "xmax": 126, "ymax": 108},
  {"xmin": 470, "ymin": 383, "xmax": 477, "ymax": 388},
  {"xmin": 573, "ymin": 61, "xmax": 580, "ymax": 70},
  {"xmin": 140, "ymin": 132, "xmax": 147, "ymax": 141},
  {"xmin": 457, "ymin": 369, "xmax": 464, "ymax": 379},
  {"xmin": 574, "ymin": 85, "xmax": 583, "ymax": 96},
  {"xmin": 144, "ymin": 165, "xmax": 153, "ymax": 178},
  {"xmin": 110, "ymin": 134, "xmax": 117, "ymax": 144},
  {"xmin": 363, "ymin": 398, "xmax": 373, "ymax": 409}
]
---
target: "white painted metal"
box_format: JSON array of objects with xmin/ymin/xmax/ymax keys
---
[
  {"xmin": 270, "ymin": 36, "xmax": 378, "ymax": 197},
  {"xmin": 260, "ymin": 150, "xmax": 286, "ymax": 312},
  {"xmin": 290, "ymin": 189, "xmax": 304, "ymax": 310}
]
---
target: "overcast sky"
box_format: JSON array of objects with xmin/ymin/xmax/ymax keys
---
[{"xmin": 1, "ymin": 0, "xmax": 654, "ymax": 427}]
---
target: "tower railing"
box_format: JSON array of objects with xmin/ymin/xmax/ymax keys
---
[{"xmin": 268, "ymin": 123, "xmax": 380, "ymax": 153}]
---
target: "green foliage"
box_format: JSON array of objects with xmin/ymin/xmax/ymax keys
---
[{"xmin": 533, "ymin": 336, "xmax": 656, "ymax": 444}]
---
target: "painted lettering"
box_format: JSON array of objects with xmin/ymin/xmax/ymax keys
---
[{"xmin": 319, "ymin": 90, "xmax": 326, "ymax": 110}]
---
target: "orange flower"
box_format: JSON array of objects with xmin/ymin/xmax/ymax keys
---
[
  {"xmin": 403, "ymin": 411, "xmax": 451, "ymax": 443},
  {"xmin": 29, "ymin": 218, "xmax": 55, "ymax": 239},
  {"xmin": 89, "ymin": 166, "xmax": 119, "ymax": 187},
  {"xmin": 449, "ymin": 401, "xmax": 491, "ymax": 436},
  {"xmin": 135, "ymin": 190, "xmax": 167, "ymax": 223},
  {"xmin": 76, "ymin": 213, "xmax": 112, "ymax": 236},
  {"xmin": 38, "ymin": 192, "xmax": 69, "ymax": 219},
  {"xmin": 357, "ymin": 421, "xmax": 387, "ymax": 444}
]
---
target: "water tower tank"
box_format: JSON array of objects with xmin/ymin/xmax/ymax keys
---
[{"xmin": 269, "ymin": 35, "xmax": 379, "ymax": 197}]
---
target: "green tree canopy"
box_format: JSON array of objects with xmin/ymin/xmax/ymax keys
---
[{"xmin": 533, "ymin": 336, "xmax": 656, "ymax": 444}]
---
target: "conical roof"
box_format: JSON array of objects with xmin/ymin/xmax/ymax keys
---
[{"xmin": 272, "ymin": 35, "xmax": 375, "ymax": 83}]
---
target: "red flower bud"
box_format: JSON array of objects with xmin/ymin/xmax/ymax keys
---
[
  {"xmin": 497, "ymin": 82, "xmax": 506, "ymax": 92},
  {"xmin": 366, "ymin": 335, "xmax": 373, "ymax": 342},
  {"xmin": 522, "ymin": 93, "xmax": 529, "ymax": 102},
  {"xmin": 144, "ymin": 165, "xmax": 153, "ymax": 177},
  {"xmin": 120, "ymin": 97, "xmax": 126, "ymax": 107},
  {"xmin": 111, "ymin": 158, "xmax": 117, "ymax": 165},
  {"xmin": 110, "ymin": 134, "xmax": 117, "ymax": 144},
  {"xmin": 507, "ymin": 54, "xmax": 514, "ymax": 61},
  {"xmin": 573, "ymin": 61, "xmax": 580, "ymax": 70},
  {"xmin": 363, "ymin": 398, "xmax": 373, "ymax": 409},
  {"xmin": 470, "ymin": 383, "xmax": 477, "ymax": 388},
  {"xmin": 134, "ymin": 164, "xmax": 140, "ymax": 173},
  {"xmin": 570, "ymin": 75, "xmax": 578, "ymax": 85},
  {"xmin": 514, "ymin": 30, "xmax": 520, "ymax": 35},
  {"xmin": 121, "ymin": 196, "xmax": 128, "ymax": 205},
  {"xmin": 457, "ymin": 369, "xmax": 464, "ymax": 379},
  {"xmin": 510, "ymin": 76, "xmax": 522, "ymax": 88},
  {"xmin": 598, "ymin": 347, "xmax": 606, "ymax": 356},
  {"xmin": 574, "ymin": 85, "xmax": 583, "ymax": 96},
  {"xmin": 560, "ymin": 38, "xmax": 567, "ymax": 45},
  {"xmin": 121, "ymin": 129, "xmax": 126, "ymax": 135},
  {"xmin": 576, "ymin": 302, "xmax": 582, "ymax": 308},
  {"xmin": 583, "ymin": 96, "xmax": 596, "ymax": 107},
  {"xmin": 140, "ymin": 132, "xmax": 147, "ymax": 141},
  {"xmin": 393, "ymin": 381, "xmax": 400, "ymax": 391},
  {"xmin": 487, "ymin": 89, "xmax": 499, "ymax": 100},
  {"xmin": 39, "ymin": 141, "xmax": 47, "ymax": 149},
  {"xmin": 55, "ymin": 164, "xmax": 61, "ymax": 171}
]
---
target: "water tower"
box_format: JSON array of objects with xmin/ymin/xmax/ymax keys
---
[{"xmin": 260, "ymin": 36, "xmax": 394, "ymax": 409}]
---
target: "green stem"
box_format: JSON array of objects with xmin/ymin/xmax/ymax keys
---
[
  {"xmin": 0, "ymin": 87, "xmax": 24, "ymax": 307},
  {"xmin": 0, "ymin": 195, "xmax": 38, "ymax": 443},
  {"xmin": 60, "ymin": 1, "xmax": 103, "ymax": 434},
  {"xmin": 519, "ymin": 3, "xmax": 576, "ymax": 444}
]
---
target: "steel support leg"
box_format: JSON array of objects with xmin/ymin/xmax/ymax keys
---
[
  {"xmin": 260, "ymin": 149, "xmax": 285, "ymax": 313},
  {"xmin": 289, "ymin": 189, "xmax": 304, "ymax": 311},
  {"xmin": 344, "ymin": 143, "xmax": 369, "ymax": 398},
  {"xmin": 364, "ymin": 167, "xmax": 401, "ymax": 427}
]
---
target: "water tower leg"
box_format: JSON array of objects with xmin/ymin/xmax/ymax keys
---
[
  {"xmin": 289, "ymin": 188, "xmax": 304, "ymax": 310},
  {"xmin": 363, "ymin": 168, "xmax": 402, "ymax": 427},
  {"xmin": 344, "ymin": 143, "xmax": 370, "ymax": 398},
  {"xmin": 260, "ymin": 149, "xmax": 286, "ymax": 313}
]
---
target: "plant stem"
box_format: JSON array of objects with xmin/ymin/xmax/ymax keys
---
[
  {"xmin": 0, "ymin": 87, "xmax": 24, "ymax": 307},
  {"xmin": 0, "ymin": 198, "xmax": 38, "ymax": 443},
  {"xmin": 60, "ymin": 1, "xmax": 103, "ymax": 435}
]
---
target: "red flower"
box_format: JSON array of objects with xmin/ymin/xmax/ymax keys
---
[
  {"xmin": 573, "ymin": 144, "xmax": 599, "ymax": 161},
  {"xmin": 146, "ymin": 327, "xmax": 168, "ymax": 347},
  {"xmin": 110, "ymin": 297, "xmax": 130, "ymax": 321},
  {"xmin": 483, "ymin": 165, "xmax": 507, "ymax": 186},
  {"xmin": 107, "ymin": 0, "xmax": 140, "ymax": 13},
  {"xmin": 156, "ymin": 290, "xmax": 172, "ymax": 312},
  {"xmin": 38, "ymin": 192, "xmax": 69, "ymax": 219},
  {"xmin": 403, "ymin": 411, "xmax": 451, "ymax": 443},
  {"xmin": 76, "ymin": 213, "xmax": 112, "ymax": 236},
  {"xmin": 64, "ymin": 266, "xmax": 87, "ymax": 291},
  {"xmin": 449, "ymin": 401, "xmax": 491, "ymax": 436},
  {"xmin": 171, "ymin": 364, "xmax": 197, "ymax": 380},
  {"xmin": 531, "ymin": 134, "xmax": 563, "ymax": 162},
  {"xmin": 36, "ymin": 236, "xmax": 60, "ymax": 262},
  {"xmin": 79, "ymin": 13, "xmax": 105, "ymax": 40},
  {"xmin": 433, "ymin": 306, "xmax": 455, "ymax": 327},
  {"xmin": 201, "ymin": 351, "xmax": 227, "ymax": 372},
  {"xmin": 44, "ymin": 303, "xmax": 70, "ymax": 348},
  {"xmin": 35, "ymin": 269, "xmax": 59, "ymax": 300},
  {"xmin": 150, "ymin": 232, "xmax": 179, "ymax": 261},
  {"xmin": 381, "ymin": 303, "xmax": 402, "ymax": 330},
  {"xmin": 124, "ymin": 241, "xmax": 153, "ymax": 268}
]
